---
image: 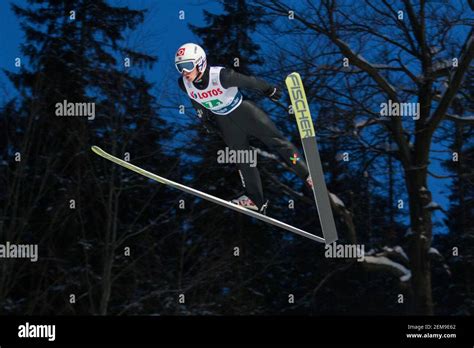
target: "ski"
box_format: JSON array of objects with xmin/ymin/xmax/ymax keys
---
[
  {"xmin": 285, "ymin": 72, "xmax": 338, "ymax": 245},
  {"xmin": 91, "ymin": 146, "xmax": 325, "ymax": 243}
]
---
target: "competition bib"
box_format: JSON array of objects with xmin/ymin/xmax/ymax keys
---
[{"xmin": 183, "ymin": 66, "xmax": 242, "ymax": 115}]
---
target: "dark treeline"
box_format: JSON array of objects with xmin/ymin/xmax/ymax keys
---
[{"xmin": 0, "ymin": 0, "xmax": 472, "ymax": 316}]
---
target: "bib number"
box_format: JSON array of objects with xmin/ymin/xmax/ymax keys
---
[{"xmin": 202, "ymin": 99, "xmax": 223, "ymax": 109}]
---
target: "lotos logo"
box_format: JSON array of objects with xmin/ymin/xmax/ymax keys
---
[
  {"xmin": 189, "ymin": 88, "xmax": 223, "ymax": 99},
  {"xmin": 177, "ymin": 47, "xmax": 185, "ymax": 56}
]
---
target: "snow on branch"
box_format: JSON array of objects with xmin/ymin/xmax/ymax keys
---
[
  {"xmin": 382, "ymin": 246, "xmax": 410, "ymax": 265},
  {"xmin": 353, "ymin": 118, "xmax": 379, "ymax": 132},
  {"xmin": 429, "ymin": 247, "xmax": 441, "ymax": 257},
  {"xmin": 252, "ymin": 146, "xmax": 279, "ymax": 160},
  {"xmin": 363, "ymin": 255, "xmax": 412, "ymax": 282},
  {"xmin": 445, "ymin": 114, "xmax": 474, "ymax": 124},
  {"xmin": 329, "ymin": 192, "xmax": 345, "ymax": 208},
  {"xmin": 429, "ymin": 247, "xmax": 452, "ymax": 276},
  {"xmin": 423, "ymin": 201, "xmax": 448, "ymax": 213},
  {"xmin": 366, "ymin": 245, "xmax": 410, "ymax": 267}
]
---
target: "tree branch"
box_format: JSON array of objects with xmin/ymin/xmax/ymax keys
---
[
  {"xmin": 445, "ymin": 113, "xmax": 474, "ymax": 124},
  {"xmin": 427, "ymin": 29, "xmax": 474, "ymax": 132}
]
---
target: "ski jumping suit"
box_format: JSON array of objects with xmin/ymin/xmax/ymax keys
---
[{"xmin": 178, "ymin": 66, "xmax": 309, "ymax": 209}]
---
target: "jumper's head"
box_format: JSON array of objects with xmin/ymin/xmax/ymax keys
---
[{"xmin": 175, "ymin": 43, "xmax": 207, "ymax": 82}]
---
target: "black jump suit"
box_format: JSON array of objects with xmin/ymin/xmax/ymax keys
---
[{"xmin": 178, "ymin": 67, "xmax": 309, "ymax": 209}]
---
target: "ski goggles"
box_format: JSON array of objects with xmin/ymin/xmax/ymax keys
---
[{"xmin": 175, "ymin": 60, "xmax": 196, "ymax": 73}]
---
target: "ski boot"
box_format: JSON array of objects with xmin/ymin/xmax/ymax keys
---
[
  {"xmin": 231, "ymin": 195, "xmax": 269, "ymax": 215},
  {"xmin": 231, "ymin": 194, "xmax": 259, "ymax": 211}
]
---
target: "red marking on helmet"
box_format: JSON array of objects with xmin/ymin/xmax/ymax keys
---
[{"xmin": 177, "ymin": 48, "xmax": 185, "ymax": 56}]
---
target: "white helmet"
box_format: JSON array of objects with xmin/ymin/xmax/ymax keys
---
[{"xmin": 175, "ymin": 43, "xmax": 207, "ymax": 74}]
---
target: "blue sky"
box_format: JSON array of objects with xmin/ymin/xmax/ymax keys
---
[
  {"xmin": 0, "ymin": 0, "xmax": 458, "ymax": 234},
  {"xmin": 0, "ymin": 0, "xmax": 223, "ymax": 97}
]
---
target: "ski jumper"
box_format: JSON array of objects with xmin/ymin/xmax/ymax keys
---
[{"xmin": 178, "ymin": 67, "xmax": 309, "ymax": 209}]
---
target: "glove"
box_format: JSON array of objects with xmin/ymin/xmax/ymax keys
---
[{"xmin": 267, "ymin": 87, "xmax": 282, "ymax": 102}]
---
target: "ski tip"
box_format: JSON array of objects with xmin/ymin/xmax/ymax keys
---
[
  {"xmin": 285, "ymin": 72, "xmax": 301, "ymax": 81},
  {"xmin": 91, "ymin": 145, "xmax": 104, "ymax": 156}
]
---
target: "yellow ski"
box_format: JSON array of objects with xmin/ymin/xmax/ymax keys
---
[
  {"xmin": 91, "ymin": 146, "xmax": 325, "ymax": 243},
  {"xmin": 286, "ymin": 72, "xmax": 338, "ymax": 244}
]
